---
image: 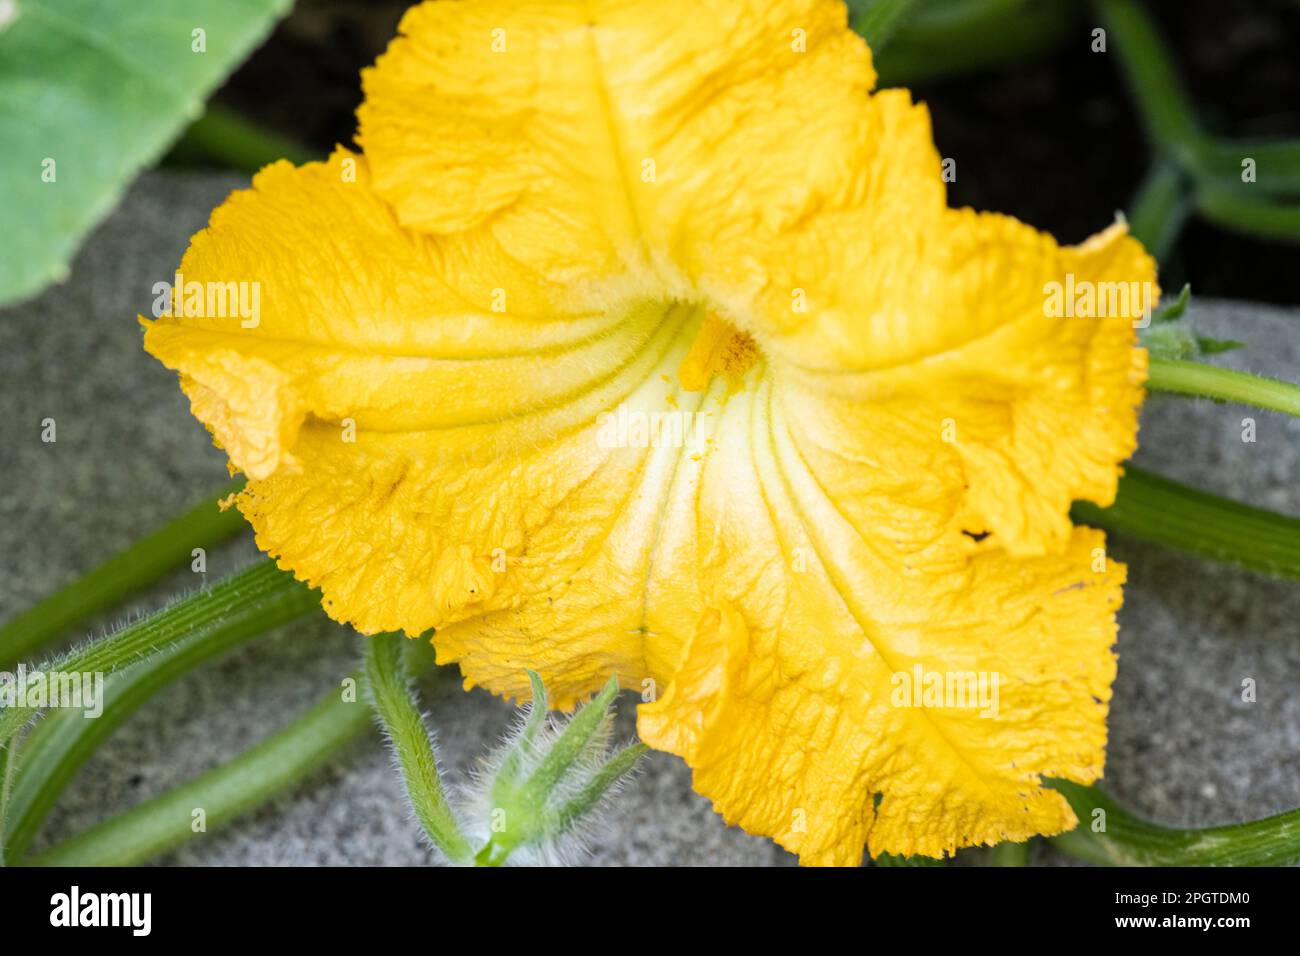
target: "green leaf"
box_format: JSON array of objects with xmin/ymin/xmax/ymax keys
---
[
  {"xmin": 846, "ymin": 0, "xmax": 921, "ymax": 53},
  {"xmin": 1152, "ymin": 283, "xmax": 1191, "ymax": 323},
  {"xmin": 493, "ymin": 670, "xmax": 548, "ymax": 800},
  {"xmin": 173, "ymin": 102, "xmax": 312, "ymax": 173},
  {"xmin": 1140, "ymin": 326, "xmax": 1243, "ymax": 362},
  {"xmin": 475, "ymin": 674, "xmax": 636, "ymax": 866},
  {"xmin": 1139, "ymin": 287, "xmax": 1247, "ymax": 363},
  {"xmin": 1197, "ymin": 137, "xmax": 1300, "ymax": 197},
  {"xmin": 516, "ymin": 676, "xmax": 621, "ymax": 812},
  {"xmin": 0, "ymin": 0, "xmax": 294, "ymax": 306},
  {"xmin": 1195, "ymin": 179, "xmax": 1300, "ymax": 243},
  {"xmin": 1139, "ymin": 325, "xmax": 1200, "ymax": 361},
  {"xmin": 1195, "ymin": 336, "xmax": 1245, "ymax": 356},
  {"xmin": 1096, "ymin": 0, "xmax": 1204, "ymax": 161}
]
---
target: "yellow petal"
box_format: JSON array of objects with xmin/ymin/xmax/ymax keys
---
[
  {"xmin": 639, "ymin": 523, "xmax": 1123, "ymax": 864},
  {"xmin": 144, "ymin": 0, "xmax": 1159, "ymax": 863},
  {"xmin": 357, "ymin": 0, "xmax": 892, "ymax": 308},
  {"xmin": 357, "ymin": 1, "xmax": 1147, "ymax": 383},
  {"xmin": 145, "ymin": 151, "xmax": 711, "ymax": 708},
  {"xmin": 145, "ymin": 149, "xmax": 661, "ymax": 474},
  {"xmin": 638, "ymin": 397, "xmax": 1126, "ymax": 862}
]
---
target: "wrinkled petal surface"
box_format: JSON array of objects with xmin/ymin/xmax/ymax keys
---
[{"xmin": 144, "ymin": 0, "xmax": 1156, "ymax": 864}]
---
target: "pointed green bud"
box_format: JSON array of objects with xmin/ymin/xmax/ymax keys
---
[{"xmin": 469, "ymin": 674, "xmax": 642, "ymax": 866}]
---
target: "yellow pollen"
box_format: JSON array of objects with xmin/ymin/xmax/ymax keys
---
[{"xmin": 678, "ymin": 312, "xmax": 760, "ymax": 392}]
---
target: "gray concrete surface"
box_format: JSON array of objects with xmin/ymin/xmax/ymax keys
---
[{"xmin": 0, "ymin": 171, "xmax": 1297, "ymax": 866}]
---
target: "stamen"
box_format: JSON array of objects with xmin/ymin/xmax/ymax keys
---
[{"xmin": 677, "ymin": 311, "xmax": 760, "ymax": 392}]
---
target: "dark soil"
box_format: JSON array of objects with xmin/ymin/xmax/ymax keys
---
[{"xmin": 212, "ymin": 0, "xmax": 1300, "ymax": 304}]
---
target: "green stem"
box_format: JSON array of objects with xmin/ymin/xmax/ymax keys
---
[
  {"xmin": 1126, "ymin": 159, "xmax": 1191, "ymax": 266},
  {"xmin": 177, "ymin": 103, "xmax": 315, "ymax": 172},
  {"xmin": 0, "ymin": 743, "xmax": 16, "ymax": 865},
  {"xmin": 1050, "ymin": 781, "xmax": 1300, "ymax": 866},
  {"xmin": 3, "ymin": 574, "xmax": 319, "ymax": 862},
  {"xmin": 0, "ymin": 561, "xmax": 300, "ymax": 750},
  {"xmin": 874, "ymin": 0, "xmax": 1072, "ymax": 87},
  {"xmin": 1097, "ymin": 0, "xmax": 1205, "ymax": 163},
  {"xmin": 1072, "ymin": 467, "xmax": 1300, "ymax": 580},
  {"xmin": 1200, "ymin": 138, "xmax": 1300, "ymax": 196},
  {"xmin": 1147, "ymin": 356, "xmax": 1300, "ymax": 418},
  {"xmin": 1195, "ymin": 180, "xmax": 1300, "ymax": 242},
  {"xmin": 363, "ymin": 633, "xmax": 472, "ymax": 863},
  {"xmin": 0, "ymin": 479, "xmax": 247, "ymax": 669},
  {"xmin": 875, "ymin": 852, "xmax": 946, "ymax": 866},
  {"xmin": 990, "ymin": 840, "xmax": 1030, "ymax": 866},
  {"xmin": 1098, "ymin": 0, "xmax": 1300, "ymax": 251},
  {"xmin": 28, "ymin": 668, "xmax": 377, "ymax": 867}
]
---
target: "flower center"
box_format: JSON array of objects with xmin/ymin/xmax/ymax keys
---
[{"xmin": 677, "ymin": 311, "xmax": 760, "ymax": 392}]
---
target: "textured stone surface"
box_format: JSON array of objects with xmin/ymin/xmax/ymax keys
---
[{"xmin": 1, "ymin": 172, "xmax": 1297, "ymax": 866}]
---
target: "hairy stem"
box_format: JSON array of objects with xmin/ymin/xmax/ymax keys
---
[
  {"xmin": 0, "ymin": 479, "xmax": 246, "ymax": 668},
  {"xmin": 0, "ymin": 561, "xmax": 300, "ymax": 750},
  {"xmin": 28, "ymin": 667, "xmax": 380, "ymax": 867},
  {"xmin": 363, "ymin": 633, "xmax": 471, "ymax": 863},
  {"xmin": 4, "ymin": 575, "xmax": 319, "ymax": 861},
  {"xmin": 1147, "ymin": 357, "xmax": 1300, "ymax": 418},
  {"xmin": 0, "ymin": 743, "xmax": 16, "ymax": 865}
]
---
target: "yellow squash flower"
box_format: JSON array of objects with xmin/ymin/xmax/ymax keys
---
[{"xmin": 144, "ymin": 0, "xmax": 1156, "ymax": 864}]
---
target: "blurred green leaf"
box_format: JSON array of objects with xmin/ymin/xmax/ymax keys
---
[
  {"xmin": 1139, "ymin": 285, "xmax": 1244, "ymax": 361},
  {"xmin": 174, "ymin": 102, "xmax": 312, "ymax": 172},
  {"xmin": 1195, "ymin": 336, "xmax": 1245, "ymax": 356},
  {"xmin": 0, "ymin": 0, "xmax": 293, "ymax": 307},
  {"xmin": 873, "ymin": 0, "xmax": 1074, "ymax": 87},
  {"xmin": 1152, "ymin": 282, "xmax": 1191, "ymax": 323},
  {"xmin": 846, "ymin": 0, "xmax": 921, "ymax": 53}
]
